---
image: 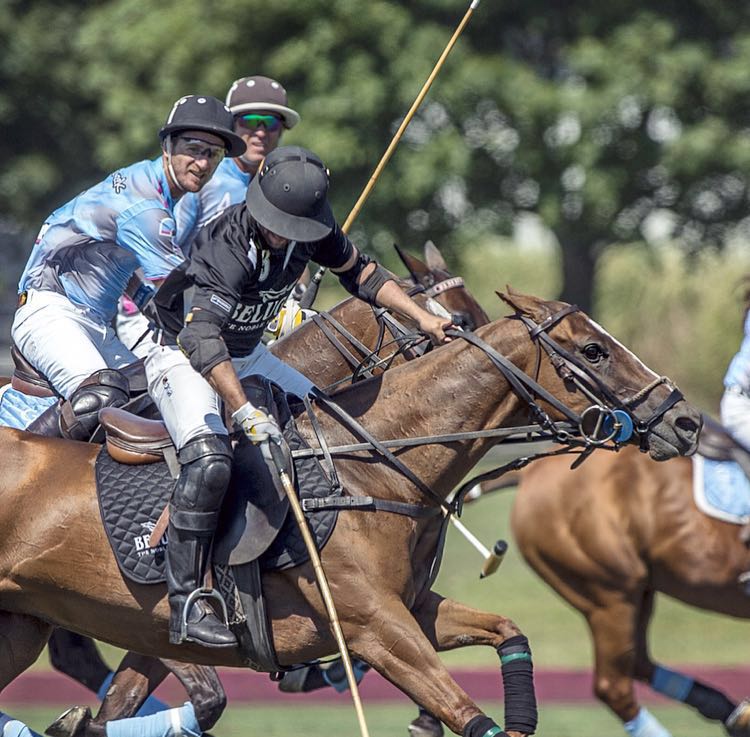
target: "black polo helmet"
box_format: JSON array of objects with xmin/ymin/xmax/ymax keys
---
[
  {"xmin": 245, "ymin": 146, "xmax": 334, "ymax": 242},
  {"xmin": 159, "ymin": 95, "xmax": 246, "ymax": 158}
]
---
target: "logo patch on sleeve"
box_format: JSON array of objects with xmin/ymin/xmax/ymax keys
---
[
  {"xmin": 210, "ymin": 294, "xmax": 232, "ymax": 313},
  {"xmin": 112, "ymin": 172, "xmax": 128, "ymax": 194},
  {"xmin": 159, "ymin": 218, "xmax": 176, "ymax": 238}
]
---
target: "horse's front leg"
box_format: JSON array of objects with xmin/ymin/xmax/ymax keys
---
[
  {"xmin": 411, "ymin": 591, "xmax": 537, "ymax": 737},
  {"xmin": 349, "ymin": 596, "xmax": 519, "ymax": 737}
]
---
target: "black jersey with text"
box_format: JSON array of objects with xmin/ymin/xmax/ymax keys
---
[{"xmin": 186, "ymin": 202, "xmax": 357, "ymax": 356}]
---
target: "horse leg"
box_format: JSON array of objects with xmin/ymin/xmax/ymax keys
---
[
  {"xmin": 47, "ymin": 629, "xmax": 111, "ymax": 694},
  {"xmin": 48, "ymin": 657, "xmax": 225, "ymax": 737},
  {"xmin": 351, "ymin": 594, "xmax": 533, "ymax": 737},
  {"xmin": 160, "ymin": 660, "xmax": 226, "ymax": 733},
  {"xmin": 410, "ymin": 591, "xmax": 536, "ymax": 737},
  {"xmin": 0, "ymin": 611, "xmax": 53, "ymax": 737},
  {"xmin": 47, "ymin": 653, "xmax": 169, "ymax": 737},
  {"xmin": 585, "ymin": 589, "xmax": 677, "ymax": 737},
  {"xmin": 631, "ymin": 590, "xmax": 746, "ymax": 736}
]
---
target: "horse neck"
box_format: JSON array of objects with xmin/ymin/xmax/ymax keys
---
[{"xmin": 318, "ymin": 318, "xmax": 538, "ymax": 505}]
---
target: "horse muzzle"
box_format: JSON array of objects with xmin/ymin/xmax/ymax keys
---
[{"xmin": 643, "ymin": 401, "xmax": 702, "ymax": 461}]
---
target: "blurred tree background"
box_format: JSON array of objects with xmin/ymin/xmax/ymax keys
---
[{"xmin": 2, "ymin": 0, "xmax": 750, "ymax": 410}]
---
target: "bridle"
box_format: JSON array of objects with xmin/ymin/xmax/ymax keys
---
[{"xmin": 506, "ymin": 303, "xmax": 685, "ymax": 452}]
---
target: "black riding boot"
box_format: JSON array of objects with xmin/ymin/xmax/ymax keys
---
[
  {"xmin": 166, "ymin": 434, "xmax": 235, "ymax": 647},
  {"xmin": 164, "ymin": 523, "xmax": 236, "ymax": 647}
]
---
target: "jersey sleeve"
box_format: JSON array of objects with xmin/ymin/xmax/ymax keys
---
[
  {"xmin": 310, "ymin": 221, "xmax": 356, "ymax": 270},
  {"xmin": 116, "ymin": 206, "xmax": 185, "ymax": 280}
]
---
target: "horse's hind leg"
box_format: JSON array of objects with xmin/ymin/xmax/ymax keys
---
[
  {"xmin": 411, "ymin": 591, "xmax": 536, "ymax": 737},
  {"xmin": 351, "ymin": 595, "xmax": 529, "ymax": 737},
  {"xmin": 48, "ymin": 656, "xmax": 225, "ymax": 737},
  {"xmin": 0, "ymin": 611, "xmax": 53, "ymax": 737},
  {"xmin": 632, "ymin": 589, "xmax": 745, "ymax": 736},
  {"xmin": 47, "ymin": 629, "xmax": 111, "ymax": 694}
]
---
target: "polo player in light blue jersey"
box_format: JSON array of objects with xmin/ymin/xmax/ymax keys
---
[
  {"xmin": 11, "ymin": 95, "xmax": 245, "ymax": 440},
  {"xmin": 116, "ymin": 77, "xmax": 301, "ymax": 356}
]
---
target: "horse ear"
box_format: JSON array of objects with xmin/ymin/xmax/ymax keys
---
[
  {"xmin": 394, "ymin": 242, "xmax": 428, "ymax": 283},
  {"xmin": 496, "ymin": 288, "xmax": 541, "ymax": 316},
  {"xmin": 423, "ymin": 240, "xmax": 449, "ymax": 272}
]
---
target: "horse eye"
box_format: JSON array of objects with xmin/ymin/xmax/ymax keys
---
[{"xmin": 582, "ymin": 343, "xmax": 605, "ymax": 363}]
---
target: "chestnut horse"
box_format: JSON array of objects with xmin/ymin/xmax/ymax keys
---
[
  {"xmin": 37, "ymin": 241, "xmax": 491, "ymax": 734},
  {"xmin": 0, "ymin": 292, "xmax": 700, "ymax": 737},
  {"xmin": 481, "ymin": 440, "xmax": 750, "ymax": 737}
]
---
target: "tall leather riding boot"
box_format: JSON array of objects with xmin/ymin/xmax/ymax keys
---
[{"xmin": 164, "ymin": 522, "xmax": 236, "ymax": 647}]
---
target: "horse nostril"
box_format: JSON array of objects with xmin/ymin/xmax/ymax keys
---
[{"xmin": 676, "ymin": 415, "xmax": 700, "ymax": 435}]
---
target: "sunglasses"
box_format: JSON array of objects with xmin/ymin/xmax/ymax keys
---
[
  {"xmin": 174, "ymin": 137, "xmax": 226, "ymax": 163},
  {"xmin": 237, "ymin": 113, "xmax": 283, "ymax": 132}
]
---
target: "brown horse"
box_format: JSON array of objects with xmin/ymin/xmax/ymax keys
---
[
  {"xmin": 0, "ymin": 291, "xmax": 700, "ymax": 737},
  {"xmin": 486, "ymin": 438, "xmax": 750, "ymax": 737},
  {"xmin": 35, "ymin": 241, "xmax": 490, "ymax": 734}
]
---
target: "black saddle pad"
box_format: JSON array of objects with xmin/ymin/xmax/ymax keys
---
[
  {"xmin": 96, "ymin": 448, "xmax": 174, "ymax": 584},
  {"xmin": 96, "ymin": 428, "xmax": 342, "ymax": 584}
]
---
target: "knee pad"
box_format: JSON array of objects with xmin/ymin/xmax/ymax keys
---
[
  {"xmin": 171, "ymin": 435, "xmax": 233, "ymax": 533},
  {"xmin": 60, "ymin": 369, "xmax": 130, "ymax": 441}
]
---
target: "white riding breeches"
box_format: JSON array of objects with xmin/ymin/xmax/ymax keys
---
[
  {"xmin": 720, "ymin": 388, "xmax": 750, "ymax": 451},
  {"xmin": 11, "ymin": 289, "xmax": 138, "ymax": 399},
  {"xmin": 145, "ymin": 341, "xmax": 315, "ymax": 450},
  {"xmin": 116, "ymin": 307, "xmax": 154, "ymax": 359}
]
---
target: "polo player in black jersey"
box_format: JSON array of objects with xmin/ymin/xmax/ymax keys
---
[{"xmin": 146, "ymin": 145, "xmax": 452, "ymax": 647}]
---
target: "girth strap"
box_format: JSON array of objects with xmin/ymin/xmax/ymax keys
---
[{"xmin": 302, "ymin": 495, "xmax": 441, "ymax": 518}]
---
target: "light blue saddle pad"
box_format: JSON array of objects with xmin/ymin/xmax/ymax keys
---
[
  {"xmin": 0, "ymin": 385, "xmax": 56, "ymax": 430},
  {"xmin": 693, "ymin": 454, "xmax": 750, "ymax": 523}
]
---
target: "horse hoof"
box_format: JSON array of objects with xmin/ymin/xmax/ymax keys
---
[
  {"xmin": 726, "ymin": 698, "xmax": 750, "ymax": 737},
  {"xmin": 408, "ymin": 714, "xmax": 444, "ymax": 737},
  {"xmin": 45, "ymin": 706, "xmax": 92, "ymax": 737}
]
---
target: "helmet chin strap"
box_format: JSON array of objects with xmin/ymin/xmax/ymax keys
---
[{"xmin": 165, "ymin": 134, "xmax": 186, "ymax": 195}]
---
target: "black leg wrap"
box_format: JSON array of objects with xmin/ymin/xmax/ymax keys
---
[
  {"xmin": 498, "ymin": 635, "xmax": 538, "ymax": 735},
  {"xmin": 462, "ymin": 715, "xmax": 506, "ymax": 737},
  {"xmin": 684, "ymin": 681, "xmax": 734, "ymax": 722}
]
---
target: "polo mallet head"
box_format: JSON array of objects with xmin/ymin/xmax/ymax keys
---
[{"xmin": 480, "ymin": 539, "xmax": 508, "ymax": 579}]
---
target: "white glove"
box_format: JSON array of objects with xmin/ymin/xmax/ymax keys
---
[{"xmin": 232, "ymin": 401, "xmax": 283, "ymax": 445}]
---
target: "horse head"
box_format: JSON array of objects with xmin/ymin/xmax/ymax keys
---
[
  {"xmin": 497, "ymin": 288, "xmax": 702, "ymax": 461},
  {"xmin": 394, "ymin": 241, "xmax": 490, "ymax": 331}
]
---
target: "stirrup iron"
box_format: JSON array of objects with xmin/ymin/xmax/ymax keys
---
[{"xmin": 180, "ymin": 587, "xmax": 230, "ymax": 641}]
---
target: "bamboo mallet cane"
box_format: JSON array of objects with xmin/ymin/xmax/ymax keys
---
[
  {"xmin": 267, "ymin": 441, "xmax": 370, "ymax": 737},
  {"xmin": 300, "ymin": 0, "xmax": 482, "ymax": 309}
]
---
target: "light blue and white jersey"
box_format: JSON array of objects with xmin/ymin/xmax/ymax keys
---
[
  {"xmin": 19, "ymin": 157, "xmax": 183, "ymax": 324},
  {"xmin": 724, "ymin": 311, "xmax": 750, "ymax": 392},
  {"xmin": 174, "ymin": 157, "xmax": 251, "ymax": 253}
]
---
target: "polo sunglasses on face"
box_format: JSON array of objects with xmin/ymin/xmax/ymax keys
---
[
  {"xmin": 237, "ymin": 113, "xmax": 283, "ymax": 132},
  {"xmin": 175, "ymin": 137, "xmax": 226, "ymax": 163}
]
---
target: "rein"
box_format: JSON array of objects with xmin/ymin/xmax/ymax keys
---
[{"xmin": 294, "ymin": 303, "xmax": 684, "ymax": 520}]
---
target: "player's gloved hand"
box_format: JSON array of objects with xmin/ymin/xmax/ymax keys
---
[{"xmin": 232, "ymin": 402, "xmax": 283, "ymax": 445}]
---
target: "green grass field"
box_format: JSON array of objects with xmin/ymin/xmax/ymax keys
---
[{"xmin": 6, "ymin": 703, "xmax": 731, "ymax": 737}]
